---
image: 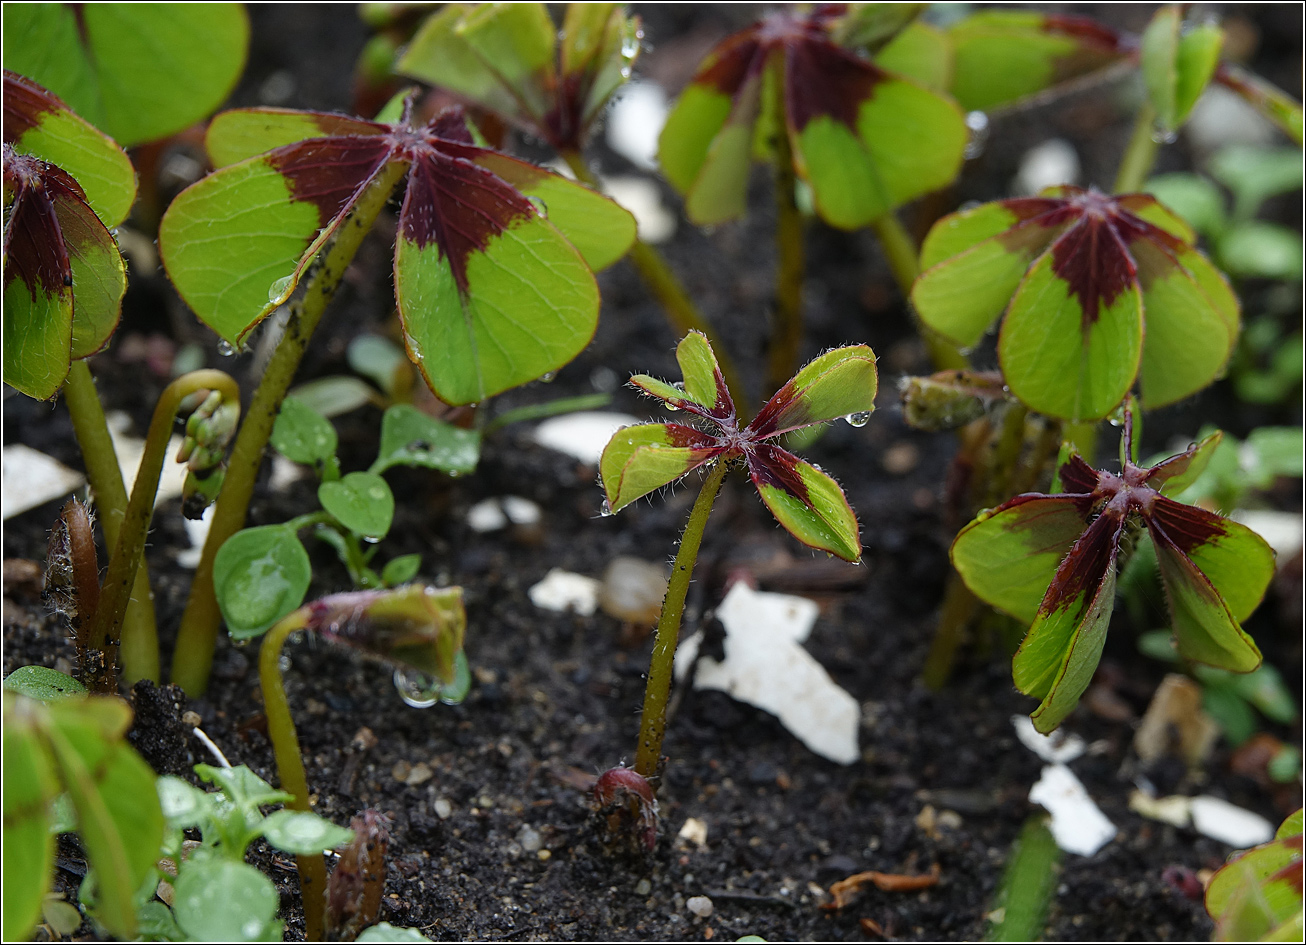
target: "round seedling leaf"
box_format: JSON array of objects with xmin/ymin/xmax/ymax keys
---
[
  {"xmin": 213, "ymin": 526, "xmax": 311, "ymax": 639},
  {"xmin": 357, "ymin": 923, "xmax": 435, "ymax": 943},
  {"xmin": 382, "ymin": 554, "xmax": 422, "ymax": 587},
  {"xmin": 372, "ymin": 404, "xmax": 481, "ymax": 475},
  {"xmin": 3, "ymin": 666, "xmax": 86, "ymax": 703},
  {"xmin": 172, "ymin": 858, "xmax": 280, "ymax": 942},
  {"xmin": 270, "ymin": 396, "xmax": 338, "ymax": 466},
  {"xmin": 319, "ymin": 472, "xmax": 395, "ymax": 539},
  {"xmin": 259, "ymin": 809, "xmax": 354, "ymax": 855}
]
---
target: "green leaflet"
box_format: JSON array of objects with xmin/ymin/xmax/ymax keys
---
[
  {"xmin": 2, "ymin": 273, "xmax": 72, "ymax": 401},
  {"xmin": 951, "ymin": 497, "xmax": 1086, "ymax": 626},
  {"xmin": 998, "ymin": 249, "xmax": 1144, "ymax": 422},
  {"xmin": 1147, "ymin": 430, "xmax": 1223, "ymax": 496},
  {"xmin": 1153, "ymin": 531, "xmax": 1263, "ymax": 673},
  {"xmin": 1141, "ymin": 6, "xmax": 1223, "ymax": 132},
  {"xmin": 206, "ymin": 109, "xmax": 386, "ymax": 168},
  {"xmin": 319, "ymin": 472, "xmax": 395, "ymax": 540},
  {"xmin": 874, "ymin": 21, "xmax": 951, "ymax": 92},
  {"xmin": 4, "ymin": 4, "xmax": 249, "ymax": 148},
  {"xmin": 397, "ymin": 5, "xmax": 522, "ymax": 119},
  {"xmin": 371, "ymin": 404, "xmax": 480, "ymax": 476},
  {"xmin": 675, "ymin": 330, "xmax": 727, "ymax": 409},
  {"xmin": 2, "ymin": 697, "xmax": 59, "ymax": 941},
  {"xmin": 753, "ymin": 459, "xmax": 860, "ymax": 562},
  {"xmin": 600, "ymin": 424, "xmax": 716, "ymax": 513},
  {"xmin": 755, "ymin": 345, "xmax": 878, "ymax": 434},
  {"xmin": 213, "ymin": 525, "xmax": 312, "ymax": 638},
  {"xmin": 455, "ymin": 2, "xmax": 556, "ymax": 120},
  {"xmin": 395, "ymin": 213, "xmax": 598, "ymax": 405},
  {"xmin": 1183, "ymin": 519, "xmax": 1276, "ymax": 625},
  {"xmin": 271, "ymin": 396, "xmax": 339, "ymax": 467},
  {"xmin": 658, "ymin": 82, "xmax": 736, "ymax": 200}
]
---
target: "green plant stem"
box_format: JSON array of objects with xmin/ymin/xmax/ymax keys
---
[
  {"xmin": 558, "ymin": 150, "xmax": 749, "ymax": 412},
  {"xmin": 634, "ymin": 461, "xmax": 729, "ymax": 781},
  {"xmin": 985, "ymin": 403, "xmax": 1030, "ymax": 508},
  {"xmin": 63, "ymin": 360, "xmax": 160, "ymax": 683},
  {"xmin": 171, "ymin": 160, "xmax": 409, "ymax": 696},
  {"xmin": 921, "ymin": 568, "xmax": 983, "ymax": 691},
  {"xmin": 90, "ymin": 371, "xmax": 240, "ymax": 663},
  {"xmin": 867, "ymin": 212, "xmax": 968, "ymax": 371},
  {"xmin": 1062, "ymin": 420, "xmax": 1098, "ymax": 466},
  {"xmin": 483, "ymin": 392, "xmax": 612, "ymax": 434},
  {"xmin": 258, "ymin": 608, "xmax": 326, "ymax": 942},
  {"xmin": 1113, "ymin": 101, "xmax": 1160, "ymax": 194},
  {"xmin": 1010, "ymin": 419, "xmax": 1063, "ymax": 497},
  {"xmin": 769, "ymin": 121, "xmax": 806, "ymax": 397}
]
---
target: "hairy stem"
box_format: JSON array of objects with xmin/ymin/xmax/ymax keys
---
[
  {"xmin": 63, "ymin": 360, "xmax": 160, "ymax": 683},
  {"xmin": 90, "ymin": 371, "xmax": 240, "ymax": 661},
  {"xmin": 769, "ymin": 120, "xmax": 806, "ymax": 397},
  {"xmin": 258, "ymin": 608, "xmax": 326, "ymax": 942},
  {"xmin": 171, "ymin": 160, "xmax": 409, "ymax": 696},
  {"xmin": 634, "ymin": 461, "xmax": 729, "ymax": 781},
  {"xmin": 1113, "ymin": 101, "xmax": 1160, "ymax": 194},
  {"xmin": 559, "ymin": 150, "xmax": 749, "ymax": 412}
]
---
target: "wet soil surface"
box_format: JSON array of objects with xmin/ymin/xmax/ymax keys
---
[{"xmin": 4, "ymin": 4, "xmax": 1302, "ymax": 941}]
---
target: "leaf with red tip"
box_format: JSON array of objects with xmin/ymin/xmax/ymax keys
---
[
  {"xmin": 947, "ymin": 11, "xmax": 1127, "ymax": 111},
  {"xmin": 749, "ymin": 345, "xmax": 878, "ymax": 437},
  {"xmin": 1214, "ymin": 63, "xmax": 1304, "ymax": 147},
  {"xmin": 998, "ymin": 237, "xmax": 1143, "ymax": 421},
  {"xmin": 1206, "ymin": 812, "xmax": 1304, "ymax": 942},
  {"xmin": 748, "ymin": 444, "xmax": 860, "ymax": 561},
  {"xmin": 599, "ymin": 423, "xmax": 722, "ymax": 513},
  {"xmin": 1014, "ymin": 511, "xmax": 1125, "ymax": 733},
  {"xmin": 206, "ymin": 108, "xmax": 388, "ymax": 169},
  {"xmin": 393, "ymin": 150, "xmax": 598, "ymax": 405},
  {"xmin": 786, "ymin": 38, "xmax": 965, "ymax": 229},
  {"xmin": 951, "ymin": 494, "xmax": 1089, "ymax": 625},
  {"xmin": 1148, "ymin": 497, "xmax": 1268, "ymax": 671},
  {"xmin": 1145, "ymin": 430, "xmax": 1223, "ymax": 495},
  {"xmin": 628, "ymin": 331, "xmax": 735, "ymax": 421},
  {"xmin": 913, "ymin": 198, "xmax": 1068, "ymax": 348},
  {"xmin": 160, "ymin": 135, "xmax": 397, "ymax": 344}
]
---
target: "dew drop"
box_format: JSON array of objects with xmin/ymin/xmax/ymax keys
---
[
  {"xmin": 362, "ymin": 535, "xmax": 381, "ymax": 544},
  {"xmin": 268, "ymin": 275, "xmax": 294, "ymax": 303},
  {"xmin": 216, "ymin": 340, "xmax": 238, "ymax": 358},
  {"xmin": 663, "ymin": 402, "xmax": 679, "ymax": 412},
  {"xmin": 393, "ymin": 668, "xmax": 441, "ymax": 708},
  {"xmin": 844, "ymin": 411, "xmax": 872, "ymax": 428},
  {"xmin": 1150, "ymin": 126, "xmax": 1178, "ymax": 145},
  {"xmin": 540, "ymin": 371, "xmax": 556, "ymax": 383},
  {"xmin": 528, "ymin": 195, "xmax": 548, "ymax": 218},
  {"xmin": 964, "ymin": 111, "xmax": 990, "ymax": 160},
  {"xmin": 599, "ymin": 499, "xmax": 613, "ymax": 517}
]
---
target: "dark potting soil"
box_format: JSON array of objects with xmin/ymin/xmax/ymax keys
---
[{"xmin": 3, "ymin": 4, "xmax": 1302, "ymax": 941}]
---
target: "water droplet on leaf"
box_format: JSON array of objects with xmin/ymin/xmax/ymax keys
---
[
  {"xmin": 268, "ymin": 275, "xmax": 294, "ymax": 302},
  {"xmin": 844, "ymin": 411, "xmax": 872, "ymax": 428},
  {"xmin": 528, "ymin": 195, "xmax": 548, "ymax": 218},
  {"xmin": 393, "ymin": 668, "xmax": 441, "ymax": 708},
  {"xmin": 216, "ymin": 340, "xmax": 237, "ymax": 357},
  {"xmin": 599, "ymin": 499, "xmax": 613, "ymax": 517},
  {"xmin": 540, "ymin": 372, "xmax": 556, "ymax": 383}
]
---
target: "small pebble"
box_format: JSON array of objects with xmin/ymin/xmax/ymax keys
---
[
  {"xmin": 634, "ymin": 878, "xmax": 652, "ymax": 896},
  {"xmin": 537, "ymin": 849, "xmax": 551, "ymax": 861},
  {"xmin": 518, "ymin": 825, "xmax": 542, "ymax": 853},
  {"xmin": 434, "ymin": 798, "xmax": 453, "ymax": 820},
  {"xmin": 686, "ymin": 896, "xmax": 714, "ymax": 919},
  {"xmin": 352, "ymin": 726, "xmax": 378, "ymax": 750},
  {"xmin": 181, "ymin": 711, "xmax": 202, "ymax": 728},
  {"xmin": 406, "ymin": 763, "xmax": 433, "ymax": 786},
  {"xmin": 392, "ymin": 761, "xmax": 412, "ymax": 783},
  {"xmin": 881, "ymin": 442, "xmax": 920, "ymax": 475},
  {"xmin": 598, "ymin": 556, "xmax": 669, "ymax": 625}
]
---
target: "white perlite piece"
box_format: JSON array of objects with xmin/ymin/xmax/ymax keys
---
[
  {"xmin": 1190, "ymin": 795, "xmax": 1275, "ymax": 847},
  {"xmin": 176, "ymin": 505, "xmax": 214, "ymax": 569},
  {"xmin": 528, "ymin": 569, "xmax": 600, "ymax": 616},
  {"xmin": 532, "ymin": 412, "xmax": 642, "ymax": 466},
  {"xmin": 605, "ymin": 81, "xmax": 668, "ymax": 170},
  {"xmin": 468, "ymin": 496, "xmax": 542, "ymax": 533},
  {"xmin": 1029, "ymin": 763, "xmax": 1116, "ymax": 856},
  {"xmin": 675, "ymin": 582, "xmax": 859, "ymax": 765},
  {"xmin": 2, "ymin": 444, "xmax": 86, "ymax": 519},
  {"xmin": 1012, "ymin": 715, "xmax": 1086, "ymax": 764}
]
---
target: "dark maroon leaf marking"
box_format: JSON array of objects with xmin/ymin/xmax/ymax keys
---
[
  {"xmin": 1039, "ymin": 508, "xmax": 1124, "ymax": 617},
  {"xmin": 663, "ymin": 423, "xmax": 724, "ymax": 452},
  {"xmin": 399, "ymin": 149, "xmax": 533, "ymax": 293},
  {"xmin": 695, "ymin": 29, "xmax": 767, "ymax": 97},
  {"xmin": 265, "ymin": 136, "xmax": 393, "ymax": 228},
  {"xmin": 1057, "ymin": 453, "xmax": 1100, "ymax": 497},
  {"xmin": 428, "ymin": 109, "xmax": 475, "ymax": 146},
  {"xmin": 2, "ymin": 71, "xmax": 63, "ymax": 143},
  {"xmin": 3, "ymin": 148, "xmax": 79, "ymax": 298},
  {"xmin": 1268, "ymin": 856, "xmax": 1304, "ymax": 896},
  {"xmin": 1041, "ymin": 14, "xmax": 1125, "ymax": 51},
  {"xmin": 1147, "ymin": 494, "xmax": 1227, "ymax": 555},
  {"xmin": 785, "ymin": 35, "xmax": 884, "ymax": 130},
  {"xmin": 307, "ymin": 112, "xmax": 388, "ymax": 138},
  {"xmin": 990, "ymin": 495, "xmax": 1089, "ymax": 551},
  {"xmin": 746, "ymin": 442, "xmax": 813, "ymax": 507},
  {"xmin": 1041, "ymin": 14, "xmax": 1129, "ymax": 83},
  {"xmin": 1144, "ymin": 436, "xmax": 1208, "ymax": 488},
  {"xmin": 1049, "ymin": 212, "xmax": 1138, "ymax": 327}
]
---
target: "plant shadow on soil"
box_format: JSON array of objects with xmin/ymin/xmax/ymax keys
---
[{"xmin": 3, "ymin": 4, "xmax": 1302, "ymax": 941}]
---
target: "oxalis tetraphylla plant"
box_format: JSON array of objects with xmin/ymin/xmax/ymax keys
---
[
  {"xmin": 591, "ymin": 331, "xmax": 877, "ymax": 850},
  {"xmin": 952, "ymin": 404, "xmax": 1275, "ymax": 734}
]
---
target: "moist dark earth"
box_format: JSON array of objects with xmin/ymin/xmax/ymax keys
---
[{"xmin": 3, "ymin": 4, "xmax": 1302, "ymax": 941}]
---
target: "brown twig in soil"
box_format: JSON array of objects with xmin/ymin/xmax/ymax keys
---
[{"xmin": 823, "ymin": 863, "xmax": 942, "ymax": 911}]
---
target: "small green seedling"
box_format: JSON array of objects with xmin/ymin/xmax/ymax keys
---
[
  {"xmin": 952, "ymin": 406, "xmax": 1275, "ymax": 733},
  {"xmin": 2, "ymin": 675, "xmax": 162, "ymax": 941},
  {"xmin": 397, "ymin": 2, "xmax": 642, "ymax": 155},
  {"xmin": 153, "ymin": 763, "xmax": 354, "ymax": 942},
  {"xmin": 594, "ymin": 331, "xmax": 877, "ymax": 848},
  {"xmin": 255, "ymin": 585, "xmax": 467, "ymax": 938},
  {"xmin": 912, "ymin": 185, "xmax": 1239, "ymax": 421},
  {"xmin": 1205, "ymin": 808, "xmax": 1304, "ymax": 942},
  {"xmin": 213, "ymin": 397, "xmax": 477, "ymax": 636}
]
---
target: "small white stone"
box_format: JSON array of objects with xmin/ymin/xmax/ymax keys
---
[
  {"xmin": 1185, "ymin": 85, "xmax": 1277, "ymax": 155},
  {"xmin": 1029, "ymin": 763, "xmax": 1116, "ymax": 856},
  {"xmin": 686, "ymin": 895, "xmax": 714, "ymax": 919},
  {"xmin": 602, "ymin": 175, "xmax": 677, "ymax": 244},
  {"xmin": 1, "ymin": 445, "xmax": 86, "ymax": 519},
  {"xmin": 517, "ymin": 825, "xmax": 542, "ymax": 853},
  {"xmin": 605, "ymin": 81, "xmax": 668, "ymax": 171},
  {"xmin": 634, "ymin": 878, "xmax": 652, "ymax": 896},
  {"xmin": 500, "ymin": 495, "xmax": 542, "ymax": 526},
  {"xmin": 675, "ymin": 583, "xmax": 858, "ymax": 765},
  {"xmin": 269, "ymin": 454, "xmax": 307, "ymax": 491},
  {"xmin": 599, "ymin": 556, "xmax": 669, "ymax": 624},
  {"xmin": 1190, "ymin": 795, "xmax": 1275, "ymax": 847},
  {"xmin": 529, "ymin": 569, "xmax": 600, "ymax": 616},
  {"xmin": 676, "ymin": 817, "xmax": 709, "ymax": 849},
  {"xmin": 1128, "ymin": 790, "xmax": 1193, "ymax": 828},
  {"xmin": 176, "ymin": 505, "xmax": 214, "ymax": 569},
  {"xmin": 533, "ymin": 412, "xmax": 642, "ymax": 466},
  {"xmin": 434, "ymin": 798, "xmax": 453, "ymax": 820},
  {"xmin": 1014, "ymin": 138, "xmax": 1080, "ymax": 195},
  {"xmin": 467, "ymin": 498, "xmax": 509, "ymax": 532},
  {"xmin": 1012, "ymin": 715, "xmax": 1086, "ymax": 764}
]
